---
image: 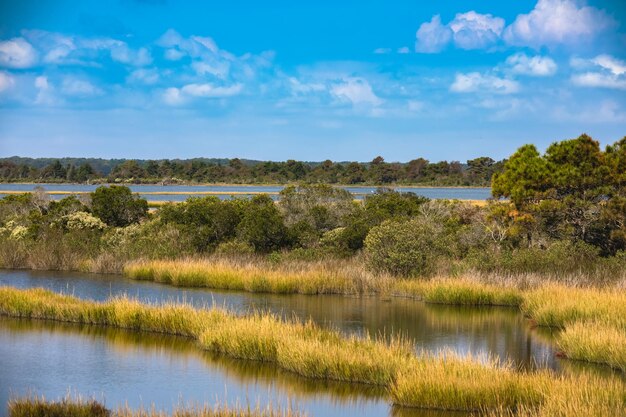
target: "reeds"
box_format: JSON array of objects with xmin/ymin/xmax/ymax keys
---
[
  {"xmin": 4, "ymin": 287, "xmax": 620, "ymax": 413},
  {"xmin": 124, "ymin": 258, "xmax": 385, "ymax": 295},
  {"xmin": 391, "ymin": 353, "xmax": 551, "ymax": 411},
  {"xmin": 394, "ymin": 277, "xmax": 523, "ymax": 306},
  {"xmin": 8, "ymin": 394, "xmax": 304, "ymax": 417},
  {"xmin": 557, "ymin": 322, "xmax": 626, "ymax": 371}
]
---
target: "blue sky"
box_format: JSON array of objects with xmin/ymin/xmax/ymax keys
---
[{"xmin": 0, "ymin": 0, "xmax": 625, "ymax": 162}]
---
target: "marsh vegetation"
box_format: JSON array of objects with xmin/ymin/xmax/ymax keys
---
[{"xmin": 1, "ymin": 134, "xmax": 625, "ymax": 415}]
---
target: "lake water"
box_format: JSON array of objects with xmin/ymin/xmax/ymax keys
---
[
  {"xmin": 0, "ymin": 269, "xmax": 613, "ymax": 416},
  {"xmin": 0, "ymin": 183, "xmax": 492, "ymax": 201}
]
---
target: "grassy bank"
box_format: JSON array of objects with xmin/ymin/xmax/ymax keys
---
[
  {"xmin": 124, "ymin": 259, "xmax": 386, "ymax": 295},
  {"xmin": 8, "ymin": 395, "xmax": 303, "ymax": 417},
  {"xmin": 1, "ymin": 287, "xmax": 625, "ymax": 414},
  {"xmin": 123, "ymin": 259, "xmax": 626, "ymax": 371}
]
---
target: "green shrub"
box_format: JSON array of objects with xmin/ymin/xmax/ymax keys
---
[
  {"xmin": 91, "ymin": 185, "xmax": 148, "ymax": 227},
  {"xmin": 364, "ymin": 217, "xmax": 450, "ymax": 277}
]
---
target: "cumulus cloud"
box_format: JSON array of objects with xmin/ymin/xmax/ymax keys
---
[
  {"xmin": 162, "ymin": 87, "xmax": 184, "ymax": 105},
  {"xmin": 191, "ymin": 61, "xmax": 230, "ymax": 78},
  {"xmin": 127, "ymin": 68, "xmax": 160, "ymax": 84},
  {"xmin": 180, "ymin": 83, "xmax": 243, "ymax": 98},
  {"xmin": 21, "ymin": 29, "xmax": 152, "ymax": 67},
  {"xmin": 591, "ymin": 54, "xmax": 626, "ymax": 76},
  {"xmin": 110, "ymin": 45, "xmax": 152, "ymax": 66},
  {"xmin": 503, "ymin": 0, "xmax": 614, "ymax": 48},
  {"xmin": 289, "ymin": 77, "xmax": 325, "ymax": 95},
  {"xmin": 416, "ymin": 12, "xmax": 504, "ymax": 52},
  {"xmin": 0, "ymin": 37, "xmax": 38, "ymax": 68},
  {"xmin": 449, "ymin": 12, "xmax": 504, "ymax": 50},
  {"xmin": 0, "ymin": 71, "xmax": 15, "ymax": 92},
  {"xmin": 61, "ymin": 78, "xmax": 103, "ymax": 96},
  {"xmin": 330, "ymin": 77, "xmax": 382, "ymax": 106},
  {"xmin": 450, "ymin": 72, "xmax": 520, "ymax": 94},
  {"xmin": 571, "ymin": 55, "xmax": 626, "ymax": 90},
  {"xmin": 505, "ymin": 53, "xmax": 557, "ymax": 76},
  {"xmin": 416, "ymin": 0, "xmax": 615, "ymax": 53},
  {"xmin": 164, "ymin": 48, "xmax": 185, "ymax": 61},
  {"xmin": 397, "ymin": 47, "xmax": 410, "ymax": 54},
  {"xmin": 415, "ymin": 15, "xmax": 452, "ymax": 53}
]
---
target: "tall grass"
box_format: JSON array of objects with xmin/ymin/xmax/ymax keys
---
[
  {"xmin": 121, "ymin": 259, "xmax": 626, "ymax": 372},
  {"xmin": 8, "ymin": 395, "xmax": 304, "ymax": 417},
  {"xmin": 557, "ymin": 322, "xmax": 626, "ymax": 371},
  {"xmin": 390, "ymin": 352, "xmax": 551, "ymax": 411},
  {"xmin": 5, "ymin": 287, "xmax": 623, "ymax": 413},
  {"xmin": 394, "ymin": 277, "xmax": 523, "ymax": 306},
  {"xmin": 483, "ymin": 372, "xmax": 626, "ymax": 417},
  {"xmin": 521, "ymin": 285, "xmax": 626, "ymax": 329},
  {"xmin": 124, "ymin": 258, "xmax": 387, "ymax": 295}
]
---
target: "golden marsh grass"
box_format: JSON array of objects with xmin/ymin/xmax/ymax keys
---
[{"xmin": 5, "ymin": 286, "xmax": 624, "ymax": 413}]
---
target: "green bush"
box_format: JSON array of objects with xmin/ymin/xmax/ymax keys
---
[
  {"xmin": 237, "ymin": 195, "xmax": 288, "ymax": 252},
  {"xmin": 91, "ymin": 185, "xmax": 148, "ymax": 227},
  {"xmin": 364, "ymin": 217, "xmax": 450, "ymax": 277}
]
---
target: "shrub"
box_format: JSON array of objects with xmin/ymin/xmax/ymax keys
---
[
  {"xmin": 237, "ymin": 195, "xmax": 288, "ymax": 253},
  {"xmin": 91, "ymin": 185, "xmax": 148, "ymax": 227},
  {"xmin": 364, "ymin": 217, "xmax": 450, "ymax": 277}
]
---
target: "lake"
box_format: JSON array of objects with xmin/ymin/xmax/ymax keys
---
[{"xmin": 0, "ymin": 183, "xmax": 492, "ymax": 201}]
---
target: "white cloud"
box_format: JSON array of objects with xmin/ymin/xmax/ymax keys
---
[
  {"xmin": 374, "ymin": 48, "xmax": 391, "ymax": 54},
  {"xmin": 505, "ymin": 53, "xmax": 557, "ymax": 76},
  {"xmin": 164, "ymin": 48, "xmax": 185, "ymax": 61},
  {"xmin": 127, "ymin": 68, "xmax": 160, "ymax": 84},
  {"xmin": 415, "ymin": 15, "xmax": 452, "ymax": 53},
  {"xmin": 330, "ymin": 77, "xmax": 382, "ymax": 106},
  {"xmin": 190, "ymin": 36, "xmax": 219, "ymax": 53},
  {"xmin": 23, "ymin": 30, "xmax": 153, "ymax": 67},
  {"xmin": 0, "ymin": 37, "xmax": 38, "ymax": 68},
  {"xmin": 61, "ymin": 78, "xmax": 103, "ymax": 96},
  {"xmin": 191, "ymin": 61, "xmax": 230, "ymax": 78},
  {"xmin": 451, "ymin": 72, "xmax": 520, "ymax": 94},
  {"xmin": 503, "ymin": 0, "xmax": 614, "ymax": 48},
  {"xmin": 110, "ymin": 45, "xmax": 152, "ymax": 66},
  {"xmin": 0, "ymin": 71, "xmax": 15, "ymax": 92},
  {"xmin": 571, "ymin": 72, "xmax": 626, "ymax": 90},
  {"xmin": 449, "ymin": 11, "xmax": 504, "ymax": 50},
  {"xmin": 397, "ymin": 47, "xmax": 410, "ymax": 54},
  {"xmin": 289, "ymin": 77, "xmax": 325, "ymax": 94},
  {"xmin": 592, "ymin": 54, "xmax": 626, "ymax": 76},
  {"xmin": 162, "ymin": 87, "xmax": 184, "ymax": 105},
  {"xmin": 181, "ymin": 82, "xmax": 243, "ymax": 98},
  {"xmin": 570, "ymin": 54, "xmax": 626, "ymax": 90},
  {"xmin": 34, "ymin": 75, "xmax": 58, "ymax": 105}
]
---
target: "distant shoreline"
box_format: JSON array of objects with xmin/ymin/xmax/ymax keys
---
[{"xmin": 0, "ymin": 181, "xmax": 490, "ymax": 189}]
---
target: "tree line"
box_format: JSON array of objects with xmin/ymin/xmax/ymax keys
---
[{"xmin": 0, "ymin": 155, "xmax": 504, "ymax": 186}]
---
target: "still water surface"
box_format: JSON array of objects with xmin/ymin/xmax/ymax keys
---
[
  {"xmin": 0, "ymin": 184, "xmax": 492, "ymax": 201},
  {"xmin": 0, "ymin": 269, "xmax": 611, "ymax": 416}
]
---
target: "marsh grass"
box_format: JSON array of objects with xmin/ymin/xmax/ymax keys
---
[
  {"xmin": 8, "ymin": 395, "xmax": 304, "ymax": 417},
  {"xmin": 124, "ymin": 258, "xmax": 387, "ymax": 295},
  {"xmin": 9, "ymin": 395, "xmax": 109, "ymax": 417},
  {"xmin": 557, "ymin": 322, "xmax": 626, "ymax": 371},
  {"xmin": 391, "ymin": 353, "xmax": 551, "ymax": 411},
  {"xmin": 482, "ymin": 372, "xmax": 626, "ymax": 417},
  {"xmin": 4, "ymin": 287, "xmax": 621, "ymax": 413},
  {"xmin": 122, "ymin": 259, "xmax": 626, "ymax": 371},
  {"xmin": 394, "ymin": 278, "xmax": 522, "ymax": 306},
  {"xmin": 521, "ymin": 285, "xmax": 626, "ymax": 329}
]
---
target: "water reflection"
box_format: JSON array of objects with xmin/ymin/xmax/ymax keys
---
[
  {"xmin": 0, "ymin": 270, "xmax": 558, "ymax": 370},
  {"xmin": 0, "ymin": 318, "xmax": 449, "ymax": 417}
]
